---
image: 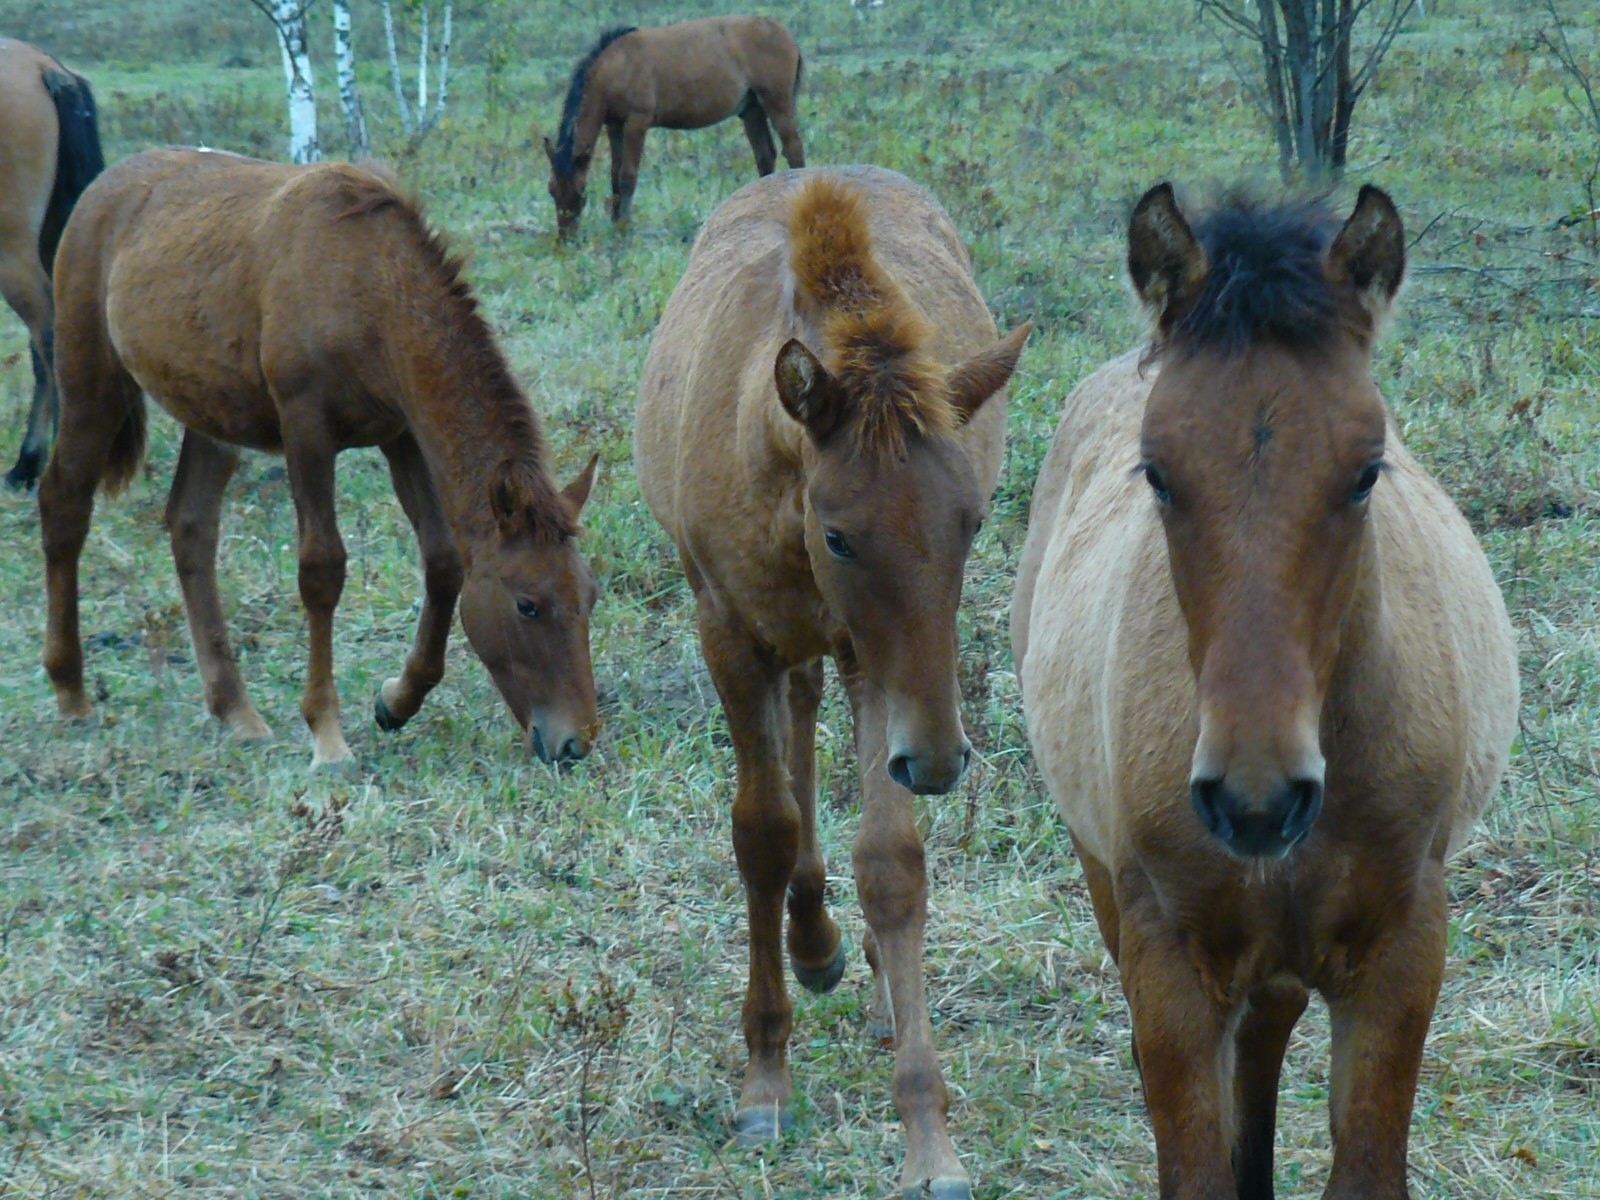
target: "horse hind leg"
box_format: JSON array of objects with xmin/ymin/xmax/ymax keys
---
[
  {"xmin": 373, "ymin": 432, "xmax": 462, "ymax": 732},
  {"xmin": 738, "ymin": 94, "xmax": 779, "ymax": 176},
  {"xmin": 166, "ymin": 429, "xmax": 271, "ymax": 741},
  {"xmin": 39, "ymin": 349, "xmax": 142, "ymax": 721},
  {"xmin": 782, "ymin": 659, "xmax": 847, "ymax": 994},
  {"xmin": 752, "ymin": 85, "xmax": 805, "ymax": 169},
  {"xmin": 0, "ymin": 246, "xmax": 56, "ymax": 490},
  {"xmin": 1231, "ymin": 980, "xmax": 1309, "ymax": 1200}
]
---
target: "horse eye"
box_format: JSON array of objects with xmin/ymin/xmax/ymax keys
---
[
  {"xmin": 823, "ymin": 529, "xmax": 855, "ymax": 560},
  {"xmin": 516, "ymin": 599, "xmax": 540, "ymax": 619},
  {"xmin": 1143, "ymin": 464, "xmax": 1172, "ymax": 505},
  {"xmin": 1352, "ymin": 463, "xmax": 1382, "ymax": 504}
]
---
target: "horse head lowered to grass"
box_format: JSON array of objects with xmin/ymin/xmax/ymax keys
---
[
  {"xmin": 41, "ymin": 147, "xmax": 599, "ymax": 768},
  {"xmin": 1013, "ymin": 183, "xmax": 1519, "ymax": 1199}
]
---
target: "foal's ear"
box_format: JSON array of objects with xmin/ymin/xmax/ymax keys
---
[
  {"xmin": 947, "ymin": 321, "xmax": 1032, "ymax": 425},
  {"xmin": 1326, "ymin": 185, "xmax": 1405, "ymax": 325},
  {"xmin": 1128, "ymin": 182, "xmax": 1207, "ymax": 323},
  {"xmin": 489, "ymin": 461, "xmax": 526, "ymax": 533},
  {"xmin": 562, "ymin": 453, "xmax": 600, "ymax": 519},
  {"xmin": 541, "ymin": 135, "xmax": 556, "ymax": 164},
  {"xmin": 775, "ymin": 339, "xmax": 846, "ymax": 440}
]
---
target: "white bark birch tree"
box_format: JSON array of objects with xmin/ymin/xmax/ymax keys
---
[
  {"xmin": 381, "ymin": 0, "xmax": 453, "ymax": 143},
  {"xmin": 332, "ymin": 0, "xmax": 369, "ymax": 158},
  {"xmin": 251, "ymin": 0, "xmax": 320, "ymax": 163}
]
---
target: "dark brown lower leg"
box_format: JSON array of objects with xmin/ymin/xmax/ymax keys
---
[
  {"xmin": 740, "ymin": 102, "xmax": 778, "ymax": 175},
  {"xmin": 1323, "ymin": 867, "xmax": 1448, "ymax": 1200},
  {"xmin": 0, "ymin": 250, "xmax": 54, "ymax": 490},
  {"xmin": 699, "ymin": 599, "xmax": 797, "ymax": 1141},
  {"xmin": 1232, "ymin": 980, "xmax": 1309, "ymax": 1200},
  {"xmin": 282, "ymin": 436, "xmax": 350, "ymax": 766},
  {"xmin": 783, "ymin": 659, "xmax": 846, "ymax": 993},
  {"xmin": 373, "ymin": 433, "xmax": 463, "ymax": 731},
  {"xmin": 166, "ymin": 430, "xmax": 269, "ymax": 738}
]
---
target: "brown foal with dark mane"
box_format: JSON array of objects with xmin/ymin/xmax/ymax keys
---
[
  {"xmin": 42, "ymin": 147, "xmax": 599, "ymax": 768},
  {"xmin": 0, "ymin": 37, "xmax": 103, "ymax": 490},
  {"xmin": 636, "ymin": 168, "xmax": 1029, "ymax": 1200},
  {"xmin": 544, "ymin": 16, "xmax": 804, "ymax": 237},
  {"xmin": 1013, "ymin": 185, "xmax": 1519, "ymax": 1198}
]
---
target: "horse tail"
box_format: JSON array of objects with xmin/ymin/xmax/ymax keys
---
[
  {"xmin": 793, "ymin": 50, "xmax": 805, "ymax": 97},
  {"xmin": 39, "ymin": 67, "xmax": 106, "ymax": 274},
  {"xmin": 101, "ymin": 394, "xmax": 148, "ymax": 498}
]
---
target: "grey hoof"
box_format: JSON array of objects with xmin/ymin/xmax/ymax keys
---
[
  {"xmin": 373, "ymin": 692, "xmax": 407, "ymax": 733},
  {"xmin": 731, "ymin": 1105, "xmax": 793, "ymax": 1146},
  {"xmin": 901, "ymin": 1179, "xmax": 973, "ymax": 1200},
  {"xmin": 793, "ymin": 939, "xmax": 848, "ymax": 994}
]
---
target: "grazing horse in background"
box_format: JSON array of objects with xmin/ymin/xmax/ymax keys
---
[
  {"xmin": 42, "ymin": 147, "xmax": 601, "ymax": 768},
  {"xmin": 543, "ymin": 16, "xmax": 805, "ymax": 237},
  {"xmin": 637, "ymin": 167, "xmax": 1029, "ymax": 1200},
  {"xmin": 1012, "ymin": 185, "xmax": 1519, "ymax": 1199},
  {"xmin": 0, "ymin": 38, "xmax": 103, "ymax": 490}
]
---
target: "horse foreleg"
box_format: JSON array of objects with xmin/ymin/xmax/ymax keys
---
[
  {"xmin": 699, "ymin": 600, "xmax": 798, "ymax": 1143},
  {"xmin": 373, "ymin": 432, "xmax": 462, "ymax": 732},
  {"xmin": 167, "ymin": 430, "xmax": 270, "ymax": 740},
  {"xmin": 0, "ymin": 249, "xmax": 56, "ymax": 490},
  {"xmin": 1322, "ymin": 865, "xmax": 1448, "ymax": 1200},
  {"xmin": 740, "ymin": 103, "xmax": 778, "ymax": 176},
  {"xmin": 1118, "ymin": 881, "xmax": 1238, "ymax": 1200},
  {"xmin": 1232, "ymin": 980, "xmax": 1309, "ymax": 1200},
  {"xmin": 282, "ymin": 438, "xmax": 351, "ymax": 767},
  {"xmin": 783, "ymin": 659, "xmax": 846, "ymax": 994},
  {"xmin": 754, "ymin": 88, "xmax": 805, "ymax": 169},
  {"xmin": 843, "ymin": 668, "xmax": 969, "ymax": 1199},
  {"xmin": 611, "ymin": 118, "xmax": 648, "ymax": 224}
]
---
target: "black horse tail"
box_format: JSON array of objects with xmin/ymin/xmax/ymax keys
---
[
  {"xmin": 794, "ymin": 50, "xmax": 805, "ymax": 97},
  {"xmin": 39, "ymin": 67, "xmax": 106, "ymax": 275}
]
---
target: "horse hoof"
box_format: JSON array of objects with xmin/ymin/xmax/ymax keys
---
[
  {"xmin": 901, "ymin": 1178, "xmax": 973, "ymax": 1200},
  {"xmin": 731, "ymin": 1105, "xmax": 793, "ymax": 1146},
  {"xmin": 792, "ymin": 939, "xmax": 848, "ymax": 994},
  {"xmin": 373, "ymin": 691, "xmax": 407, "ymax": 732}
]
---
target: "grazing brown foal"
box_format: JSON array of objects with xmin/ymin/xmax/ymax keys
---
[
  {"xmin": 637, "ymin": 167, "xmax": 1029, "ymax": 1200},
  {"xmin": 543, "ymin": 16, "xmax": 804, "ymax": 236},
  {"xmin": 1013, "ymin": 185, "xmax": 1519, "ymax": 1199},
  {"xmin": 0, "ymin": 37, "xmax": 102, "ymax": 490},
  {"xmin": 42, "ymin": 147, "xmax": 599, "ymax": 767}
]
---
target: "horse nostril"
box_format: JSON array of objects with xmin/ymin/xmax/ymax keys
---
[
  {"xmin": 1189, "ymin": 777, "xmax": 1234, "ymax": 840},
  {"xmin": 887, "ymin": 754, "xmax": 914, "ymax": 791},
  {"xmin": 1279, "ymin": 778, "xmax": 1323, "ymax": 844},
  {"xmin": 556, "ymin": 735, "xmax": 586, "ymax": 763},
  {"xmin": 960, "ymin": 745, "xmax": 972, "ymax": 773}
]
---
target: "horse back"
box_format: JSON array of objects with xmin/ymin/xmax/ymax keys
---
[
  {"xmin": 55, "ymin": 148, "xmax": 412, "ymax": 451},
  {"xmin": 610, "ymin": 16, "xmax": 801, "ymax": 129}
]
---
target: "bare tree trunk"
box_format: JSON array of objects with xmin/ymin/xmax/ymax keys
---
[
  {"xmin": 417, "ymin": 4, "xmax": 429, "ymax": 118},
  {"xmin": 332, "ymin": 0, "xmax": 368, "ymax": 158},
  {"xmin": 1195, "ymin": 0, "xmax": 1416, "ymax": 180},
  {"xmin": 382, "ymin": 0, "xmax": 414, "ymax": 135},
  {"xmin": 271, "ymin": 0, "xmax": 319, "ymax": 163}
]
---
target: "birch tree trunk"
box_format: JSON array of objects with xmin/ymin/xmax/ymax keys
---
[
  {"xmin": 332, "ymin": 0, "xmax": 368, "ymax": 158},
  {"xmin": 417, "ymin": 5, "xmax": 429, "ymax": 117},
  {"xmin": 273, "ymin": 0, "xmax": 319, "ymax": 163},
  {"xmin": 382, "ymin": 0, "xmax": 414, "ymax": 135}
]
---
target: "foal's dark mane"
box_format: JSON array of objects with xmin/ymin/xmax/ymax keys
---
[
  {"xmin": 553, "ymin": 26, "xmax": 637, "ymax": 178},
  {"xmin": 338, "ymin": 176, "xmax": 576, "ymax": 542},
  {"xmin": 1157, "ymin": 196, "xmax": 1356, "ymax": 361}
]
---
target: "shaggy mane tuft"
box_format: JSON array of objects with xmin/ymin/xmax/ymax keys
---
[{"xmin": 788, "ymin": 176, "xmax": 956, "ymax": 457}]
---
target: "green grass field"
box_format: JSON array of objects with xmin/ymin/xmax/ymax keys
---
[{"xmin": 0, "ymin": 1, "xmax": 1596, "ymax": 1196}]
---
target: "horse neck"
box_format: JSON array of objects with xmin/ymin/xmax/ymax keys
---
[
  {"xmin": 567, "ymin": 71, "xmax": 609, "ymax": 162},
  {"xmin": 383, "ymin": 309, "xmax": 547, "ymax": 544}
]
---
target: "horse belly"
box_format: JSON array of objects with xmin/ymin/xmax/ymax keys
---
[{"xmin": 110, "ymin": 318, "xmax": 284, "ymax": 452}]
